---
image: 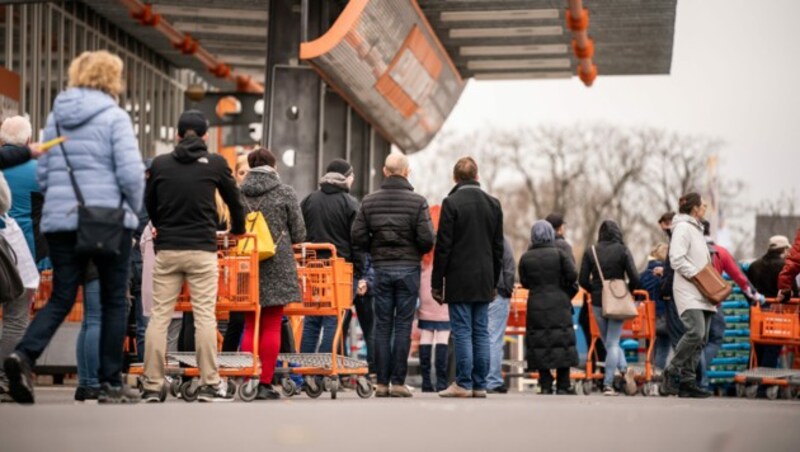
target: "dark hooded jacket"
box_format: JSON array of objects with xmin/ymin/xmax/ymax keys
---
[
  {"xmin": 240, "ymin": 166, "xmax": 306, "ymax": 307},
  {"xmin": 579, "ymin": 220, "xmax": 640, "ymax": 308},
  {"xmin": 0, "ymin": 143, "xmax": 32, "ymax": 170},
  {"xmin": 301, "ymin": 172, "xmax": 361, "ymax": 268},
  {"xmin": 747, "ymin": 249, "xmax": 786, "ymax": 297},
  {"xmin": 145, "ymin": 135, "xmax": 245, "ymax": 252},
  {"xmin": 519, "ymin": 225, "xmax": 579, "ymax": 370}
]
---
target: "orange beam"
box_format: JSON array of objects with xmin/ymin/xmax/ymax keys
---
[{"xmin": 566, "ymin": 0, "xmax": 597, "ymax": 87}]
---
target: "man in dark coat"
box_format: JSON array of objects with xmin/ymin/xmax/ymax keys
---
[
  {"xmin": 748, "ymin": 235, "xmax": 791, "ymax": 368},
  {"xmin": 299, "ymin": 158, "xmax": 361, "ymax": 354},
  {"xmin": 546, "ymin": 212, "xmax": 574, "ymax": 262},
  {"xmin": 432, "ymin": 157, "xmax": 504, "ymax": 398},
  {"xmin": 351, "ymin": 152, "xmax": 434, "ymax": 398}
]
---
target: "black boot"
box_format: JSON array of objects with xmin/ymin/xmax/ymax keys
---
[
  {"xmin": 679, "ymin": 381, "xmax": 712, "ymax": 399},
  {"xmin": 419, "ymin": 345, "xmax": 434, "ymax": 392},
  {"xmin": 434, "ymin": 344, "xmax": 449, "ymax": 392}
]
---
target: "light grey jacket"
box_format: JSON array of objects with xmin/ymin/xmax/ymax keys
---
[{"xmin": 669, "ymin": 213, "xmax": 716, "ymax": 314}]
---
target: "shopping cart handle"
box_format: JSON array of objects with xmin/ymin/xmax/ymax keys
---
[
  {"xmin": 632, "ymin": 290, "xmax": 651, "ymax": 301},
  {"xmin": 293, "ymin": 242, "xmax": 338, "ymax": 259},
  {"xmin": 763, "ymin": 297, "xmax": 800, "ymax": 304}
]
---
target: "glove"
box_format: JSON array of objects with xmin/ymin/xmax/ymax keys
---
[{"xmin": 431, "ymin": 288, "xmax": 444, "ymax": 305}]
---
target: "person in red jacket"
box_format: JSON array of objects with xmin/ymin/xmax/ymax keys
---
[{"xmin": 776, "ymin": 228, "xmax": 800, "ymax": 302}]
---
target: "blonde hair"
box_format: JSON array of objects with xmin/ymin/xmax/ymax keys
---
[
  {"xmin": 215, "ymin": 191, "xmax": 230, "ymax": 230},
  {"xmin": 68, "ymin": 50, "xmax": 124, "ymax": 97},
  {"xmin": 651, "ymin": 243, "xmax": 668, "ymax": 262}
]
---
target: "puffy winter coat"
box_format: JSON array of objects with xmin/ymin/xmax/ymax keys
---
[
  {"xmin": 519, "ymin": 243, "xmax": 579, "ymax": 370},
  {"xmin": 669, "ymin": 214, "xmax": 715, "ymax": 314},
  {"xmin": 747, "ymin": 250, "xmax": 786, "ymax": 297},
  {"xmin": 351, "ymin": 175, "xmax": 434, "ymax": 269},
  {"xmin": 579, "ymin": 221, "xmax": 640, "ymax": 308},
  {"xmin": 240, "ymin": 166, "xmax": 306, "ymax": 307},
  {"xmin": 300, "ymin": 173, "xmax": 360, "ymax": 264},
  {"xmin": 38, "ymin": 87, "xmax": 145, "ymax": 233}
]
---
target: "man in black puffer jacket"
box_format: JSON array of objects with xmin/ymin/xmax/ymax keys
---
[
  {"xmin": 351, "ymin": 152, "xmax": 434, "ymax": 398},
  {"xmin": 299, "ymin": 159, "xmax": 361, "ymax": 354}
]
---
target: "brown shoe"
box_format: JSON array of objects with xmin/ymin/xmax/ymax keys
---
[
  {"xmin": 390, "ymin": 385, "xmax": 413, "ymax": 398},
  {"xmin": 438, "ymin": 383, "xmax": 472, "ymax": 398},
  {"xmin": 472, "ymin": 389, "xmax": 487, "ymax": 398},
  {"xmin": 375, "ymin": 384, "xmax": 390, "ymax": 398}
]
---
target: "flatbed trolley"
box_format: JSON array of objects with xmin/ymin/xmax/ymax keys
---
[
  {"xmin": 277, "ymin": 243, "xmax": 371, "ymax": 400},
  {"xmin": 621, "ymin": 290, "xmax": 661, "ymax": 396},
  {"xmin": 733, "ymin": 298, "xmax": 800, "ymax": 400},
  {"xmin": 503, "ymin": 288, "xmax": 603, "ymax": 395},
  {"xmin": 128, "ymin": 234, "xmax": 262, "ymax": 402}
]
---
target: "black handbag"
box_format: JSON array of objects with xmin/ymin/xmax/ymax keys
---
[
  {"xmin": 56, "ymin": 123, "xmax": 127, "ymax": 256},
  {"xmin": 0, "ymin": 234, "xmax": 24, "ymax": 304}
]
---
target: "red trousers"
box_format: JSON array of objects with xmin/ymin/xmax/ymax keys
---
[{"xmin": 241, "ymin": 305, "xmax": 283, "ymax": 384}]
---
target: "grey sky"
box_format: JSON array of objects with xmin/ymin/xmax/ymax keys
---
[{"xmin": 435, "ymin": 0, "xmax": 799, "ymax": 207}]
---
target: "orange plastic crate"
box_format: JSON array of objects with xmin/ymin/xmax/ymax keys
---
[
  {"xmin": 507, "ymin": 288, "xmax": 528, "ymax": 329},
  {"xmin": 752, "ymin": 303, "xmax": 800, "ymax": 342}
]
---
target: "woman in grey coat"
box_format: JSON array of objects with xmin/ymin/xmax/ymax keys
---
[{"xmin": 239, "ymin": 148, "xmax": 306, "ymax": 400}]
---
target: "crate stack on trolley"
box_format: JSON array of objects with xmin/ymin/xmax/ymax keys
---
[{"xmin": 707, "ymin": 284, "xmax": 751, "ymax": 391}]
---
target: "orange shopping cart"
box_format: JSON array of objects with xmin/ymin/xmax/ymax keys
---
[
  {"xmin": 620, "ymin": 290, "xmax": 661, "ymax": 396},
  {"xmin": 733, "ymin": 298, "xmax": 800, "ymax": 400},
  {"xmin": 277, "ymin": 243, "xmax": 372, "ymax": 400},
  {"xmin": 32, "ymin": 270, "xmax": 85, "ymax": 323},
  {"xmin": 128, "ymin": 234, "xmax": 262, "ymax": 402}
]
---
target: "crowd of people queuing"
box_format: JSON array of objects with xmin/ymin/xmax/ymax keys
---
[{"xmin": 1, "ymin": 50, "xmax": 800, "ymax": 405}]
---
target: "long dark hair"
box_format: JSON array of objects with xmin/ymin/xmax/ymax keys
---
[{"xmin": 678, "ymin": 192, "xmax": 702, "ymax": 214}]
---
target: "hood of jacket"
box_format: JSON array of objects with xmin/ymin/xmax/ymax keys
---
[
  {"xmin": 171, "ymin": 136, "xmax": 208, "ymax": 163},
  {"xmin": 598, "ymin": 220, "xmax": 624, "ymax": 244},
  {"xmin": 671, "ymin": 213, "xmax": 704, "ymax": 233},
  {"xmin": 320, "ymin": 172, "xmax": 350, "ymax": 194},
  {"xmin": 240, "ymin": 166, "xmax": 281, "ymax": 197},
  {"xmin": 52, "ymin": 87, "xmax": 117, "ymax": 129}
]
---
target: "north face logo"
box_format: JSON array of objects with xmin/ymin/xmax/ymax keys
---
[{"xmin": 198, "ymin": 157, "xmax": 209, "ymax": 164}]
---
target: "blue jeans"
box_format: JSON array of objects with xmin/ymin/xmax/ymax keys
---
[
  {"xmin": 592, "ymin": 306, "xmax": 627, "ymax": 387},
  {"xmin": 15, "ymin": 230, "xmax": 133, "ymax": 387},
  {"xmin": 76, "ymin": 279, "xmax": 101, "ymax": 388},
  {"xmin": 449, "ymin": 302, "xmax": 490, "ymax": 391},
  {"xmin": 654, "ymin": 334, "xmax": 671, "ymax": 370},
  {"xmin": 373, "ymin": 266, "xmax": 419, "ymax": 386},
  {"xmin": 300, "ymin": 316, "xmax": 338, "ymax": 353},
  {"xmin": 486, "ymin": 295, "xmax": 510, "ymax": 390}
]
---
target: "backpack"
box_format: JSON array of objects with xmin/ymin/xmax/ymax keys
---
[
  {"xmin": 237, "ymin": 197, "xmax": 276, "ymax": 261},
  {"xmin": 0, "ymin": 234, "xmax": 24, "ymax": 304}
]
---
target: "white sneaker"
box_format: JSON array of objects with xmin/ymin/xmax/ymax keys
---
[{"xmin": 603, "ymin": 386, "xmax": 618, "ymax": 396}]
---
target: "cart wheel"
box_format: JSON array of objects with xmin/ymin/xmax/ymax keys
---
[
  {"xmin": 582, "ymin": 380, "xmax": 594, "ymax": 395},
  {"xmin": 641, "ymin": 382, "xmax": 653, "ymax": 397},
  {"xmin": 136, "ymin": 377, "xmax": 144, "ymax": 392},
  {"xmin": 169, "ymin": 377, "xmax": 182, "ymax": 398},
  {"xmin": 304, "ymin": 377, "xmax": 324, "ymax": 399},
  {"xmin": 329, "ymin": 378, "xmax": 340, "ymax": 400},
  {"xmin": 735, "ymin": 383, "xmax": 746, "ymax": 398},
  {"xmin": 159, "ymin": 383, "xmax": 168, "ymax": 403},
  {"xmin": 238, "ymin": 380, "xmax": 258, "ymax": 402},
  {"xmin": 356, "ymin": 377, "xmax": 374, "ymax": 399},
  {"xmin": 765, "ymin": 385, "xmax": 779, "ymax": 400},
  {"xmin": 281, "ymin": 378, "xmax": 298, "ymax": 398},
  {"xmin": 744, "ymin": 384, "xmax": 759, "ymax": 399},
  {"xmin": 180, "ymin": 380, "xmax": 199, "ymax": 403}
]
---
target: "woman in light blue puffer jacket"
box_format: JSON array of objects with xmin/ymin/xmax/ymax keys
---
[{"xmin": 3, "ymin": 51, "xmax": 145, "ymax": 405}]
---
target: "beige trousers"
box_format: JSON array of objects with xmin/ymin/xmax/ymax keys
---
[{"xmin": 143, "ymin": 250, "xmax": 219, "ymax": 391}]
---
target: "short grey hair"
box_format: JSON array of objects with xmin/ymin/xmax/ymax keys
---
[{"xmin": 0, "ymin": 116, "xmax": 33, "ymax": 146}]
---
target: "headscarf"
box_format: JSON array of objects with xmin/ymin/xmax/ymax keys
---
[{"xmin": 530, "ymin": 220, "xmax": 555, "ymax": 247}]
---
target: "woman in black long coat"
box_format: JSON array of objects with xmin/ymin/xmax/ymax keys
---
[{"xmin": 519, "ymin": 220, "xmax": 579, "ymax": 394}]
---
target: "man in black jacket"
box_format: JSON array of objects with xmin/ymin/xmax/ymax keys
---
[
  {"xmin": 747, "ymin": 235, "xmax": 790, "ymax": 368},
  {"xmin": 486, "ymin": 236, "xmax": 515, "ymax": 394},
  {"xmin": 300, "ymin": 158, "xmax": 360, "ymax": 354},
  {"xmin": 142, "ymin": 110, "xmax": 245, "ymax": 403},
  {"xmin": 546, "ymin": 212, "xmax": 574, "ymax": 262},
  {"xmin": 351, "ymin": 152, "xmax": 434, "ymax": 398},
  {"xmin": 433, "ymin": 157, "xmax": 504, "ymax": 398}
]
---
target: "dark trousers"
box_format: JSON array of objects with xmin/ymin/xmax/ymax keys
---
[
  {"xmin": 539, "ymin": 367, "xmax": 570, "ymax": 391},
  {"xmin": 668, "ymin": 309, "xmax": 713, "ymax": 384},
  {"xmin": 755, "ymin": 344, "xmax": 782, "ymax": 368},
  {"xmin": 222, "ymin": 312, "xmax": 246, "ymax": 352},
  {"xmin": 15, "ymin": 230, "xmax": 133, "ymax": 387},
  {"xmin": 374, "ymin": 266, "xmax": 419, "ymax": 386},
  {"xmin": 353, "ymin": 295, "xmax": 375, "ymax": 373}
]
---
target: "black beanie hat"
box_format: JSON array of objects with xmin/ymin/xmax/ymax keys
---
[
  {"xmin": 178, "ymin": 109, "xmax": 209, "ymax": 137},
  {"xmin": 326, "ymin": 158, "xmax": 353, "ymax": 177}
]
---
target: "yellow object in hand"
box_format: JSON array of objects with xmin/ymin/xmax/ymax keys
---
[{"xmin": 38, "ymin": 137, "xmax": 67, "ymax": 152}]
